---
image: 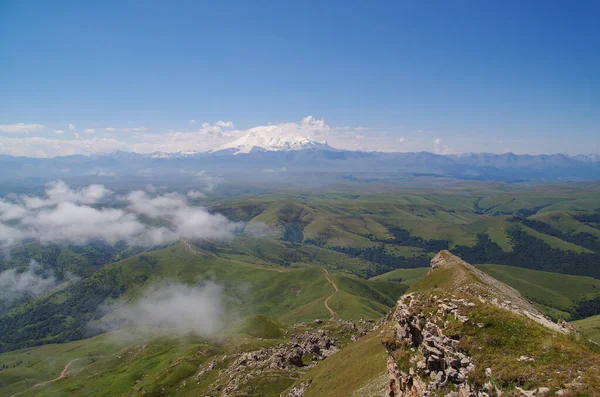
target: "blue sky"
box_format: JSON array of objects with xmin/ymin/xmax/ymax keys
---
[{"xmin": 1, "ymin": 0, "xmax": 599, "ymax": 156}]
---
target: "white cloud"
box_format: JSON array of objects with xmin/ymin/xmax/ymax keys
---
[
  {"xmin": 0, "ymin": 136, "xmax": 130, "ymax": 157},
  {"xmin": 0, "ymin": 260, "xmax": 59, "ymax": 305},
  {"xmin": 172, "ymin": 206, "xmax": 241, "ymax": 241},
  {"xmin": 125, "ymin": 190, "xmax": 241, "ymax": 241},
  {"xmin": 0, "ymin": 200, "xmax": 28, "ymax": 221},
  {"xmin": 99, "ymin": 282, "xmax": 226, "ymax": 337},
  {"xmin": 90, "ymin": 170, "xmax": 116, "ymax": 177},
  {"xmin": 22, "ymin": 202, "xmax": 149, "ymax": 245},
  {"xmin": 432, "ymin": 137, "xmax": 455, "ymax": 155},
  {"xmin": 125, "ymin": 190, "xmax": 188, "ymax": 218},
  {"xmin": 0, "ymin": 123, "xmax": 45, "ymax": 133},
  {"xmin": 21, "ymin": 180, "xmax": 112, "ymax": 209},
  {"xmin": 216, "ymin": 120, "xmax": 233, "ymax": 128},
  {"xmin": 0, "ymin": 116, "xmax": 451, "ymax": 156},
  {"xmin": 186, "ymin": 190, "xmax": 206, "ymax": 199},
  {"xmin": 68, "ymin": 124, "xmax": 76, "ymax": 131},
  {"xmin": 0, "ymin": 181, "xmax": 241, "ymax": 249},
  {"xmin": 132, "ymin": 121, "xmax": 240, "ymax": 153}
]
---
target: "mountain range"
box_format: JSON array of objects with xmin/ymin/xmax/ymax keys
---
[{"xmin": 0, "ymin": 128, "xmax": 598, "ymax": 185}]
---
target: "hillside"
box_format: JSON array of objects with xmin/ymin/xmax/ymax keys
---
[
  {"xmin": 572, "ymin": 315, "xmax": 600, "ymax": 344},
  {"xmin": 3, "ymin": 250, "xmax": 600, "ymax": 396},
  {"xmin": 373, "ymin": 264, "xmax": 600, "ymax": 322},
  {"xmin": 0, "ymin": 241, "xmax": 405, "ymax": 353},
  {"xmin": 211, "ymin": 189, "xmax": 600, "ymax": 280},
  {"xmin": 287, "ymin": 251, "xmax": 600, "ymax": 396}
]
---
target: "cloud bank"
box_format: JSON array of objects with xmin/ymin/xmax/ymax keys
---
[
  {"xmin": 0, "ymin": 260, "xmax": 58, "ymax": 305},
  {"xmin": 0, "ymin": 117, "xmax": 419, "ymax": 157},
  {"xmin": 102, "ymin": 282, "xmax": 226, "ymax": 337},
  {"xmin": 0, "ymin": 181, "xmax": 243, "ymax": 249},
  {"xmin": 0, "ymin": 123, "xmax": 45, "ymax": 134}
]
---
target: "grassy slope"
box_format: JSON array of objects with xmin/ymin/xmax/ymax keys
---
[
  {"xmin": 213, "ymin": 187, "xmax": 600, "ymax": 256},
  {"xmin": 0, "ymin": 332, "xmax": 132, "ymax": 397},
  {"xmin": 2, "ymin": 319, "xmax": 380, "ymax": 397},
  {"xmin": 368, "ymin": 267, "xmax": 430, "ymax": 285},
  {"xmin": 0, "ymin": 241, "xmax": 406, "ymax": 353},
  {"xmin": 519, "ymin": 224, "xmax": 593, "ymax": 253},
  {"xmin": 572, "ymin": 315, "xmax": 600, "ymax": 344},
  {"xmin": 291, "ymin": 250, "xmax": 600, "ymax": 396},
  {"xmin": 476, "ymin": 264, "xmax": 600, "ymax": 314},
  {"xmin": 290, "ymin": 331, "xmax": 388, "ymax": 397},
  {"xmin": 402, "ymin": 255, "xmax": 600, "ymax": 394},
  {"xmin": 531, "ymin": 211, "xmax": 600, "ymax": 239},
  {"xmin": 0, "ymin": 332, "xmax": 286, "ymax": 397}
]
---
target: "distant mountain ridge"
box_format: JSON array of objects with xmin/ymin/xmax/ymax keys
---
[{"xmin": 0, "ymin": 148, "xmax": 598, "ymax": 184}]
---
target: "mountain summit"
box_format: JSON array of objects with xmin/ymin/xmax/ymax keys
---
[{"xmin": 214, "ymin": 116, "xmax": 332, "ymax": 154}]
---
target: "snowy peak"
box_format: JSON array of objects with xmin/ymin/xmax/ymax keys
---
[{"xmin": 214, "ymin": 117, "xmax": 332, "ymax": 154}]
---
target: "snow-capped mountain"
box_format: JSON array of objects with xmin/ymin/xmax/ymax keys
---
[{"xmin": 213, "ymin": 125, "xmax": 332, "ymax": 154}]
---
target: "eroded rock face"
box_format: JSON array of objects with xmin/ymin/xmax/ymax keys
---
[{"xmin": 383, "ymin": 293, "xmax": 478, "ymax": 397}]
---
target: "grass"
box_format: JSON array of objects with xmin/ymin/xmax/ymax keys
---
[
  {"xmin": 572, "ymin": 315, "xmax": 600, "ymax": 344},
  {"xmin": 1, "ymin": 241, "xmax": 405, "ymax": 355},
  {"xmin": 370, "ymin": 263, "xmax": 600, "ymax": 320},
  {"xmin": 2, "ymin": 186, "xmax": 600, "ymax": 395},
  {"xmin": 531, "ymin": 211, "xmax": 600, "ymax": 239},
  {"xmin": 520, "ymin": 224, "xmax": 593, "ymax": 253},
  {"xmin": 290, "ymin": 331, "xmax": 388, "ymax": 397},
  {"xmin": 219, "ymin": 188, "xmax": 600, "ymax": 253},
  {"xmin": 385, "ymin": 255, "xmax": 600, "ymax": 395},
  {"xmin": 368, "ymin": 267, "xmax": 430, "ymax": 285},
  {"xmin": 237, "ymin": 315, "xmax": 284, "ymax": 339},
  {"xmin": 476, "ymin": 264, "xmax": 600, "ymax": 318},
  {"xmin": 450, "ymin": 302, "xmax": 600, "ymax": 393}
]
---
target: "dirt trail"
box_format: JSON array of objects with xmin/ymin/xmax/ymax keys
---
[
  {"xmin": 323, "ymin": 269, "xmax": 339, "ymax": 318},
  {"xmin": 179, "ymin": 239, "xmax": 285, "ymax": 273},
  {"xmin": 11, "ymin": 358, "xmax": 81, "ymax": 397},
  {"xmin": 35, "ymin": 358, "xmax": 80, "ymax": 387}
]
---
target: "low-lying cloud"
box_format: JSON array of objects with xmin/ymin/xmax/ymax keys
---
[
  {"xmin": 0, "ymin": 260, "xmax": 58, "ymax": 305},
  {"xmin": 98, "ymin": 282, "xmax": 226, "ymax": 338},
  {"xmin": 0, "ymin": 180, "xmax": 243, "ymax": 249}
]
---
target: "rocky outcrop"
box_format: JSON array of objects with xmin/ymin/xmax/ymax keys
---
[
  {"xmin": 283, "ymin": 380, "xmax": 311, "ymax": 397},
  {"xmin": 382, "ymin": 251, "xmax": 575, "ymax": 397},
  {"xmin": 383, "ymin": 293, "xmax": 479, "ymax": 396},
  {"xmin": 206, "ymin": 330, "xmax": 341, "ymax": 396}
]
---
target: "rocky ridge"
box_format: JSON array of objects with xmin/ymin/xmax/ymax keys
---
[
  {"xmin": 382, "ymin": 251, "xmax": 597, "ymax": 397},
  {"xmin": 430, "ymin": 251, "xmax": 570, "ymax": 334}
]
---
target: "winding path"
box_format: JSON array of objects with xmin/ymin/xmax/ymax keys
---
[
  {"xmin": 10, "ymin": 358, "xmax": 80, "ymax": 397},
  {"xmin": 179, "ymin": 239, "xmax": 285, "ymax": 273},
  {"xmin": 323, "ymin": 269, "xmax": 339, "ymax": 318}
]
